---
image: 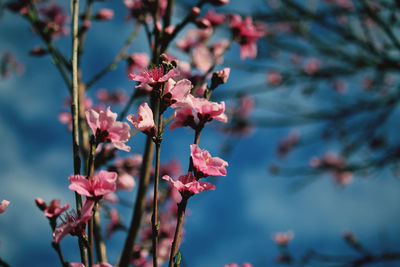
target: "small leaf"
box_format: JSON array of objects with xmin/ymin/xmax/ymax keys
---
[{"xmin": 175, "ymin": 251, "xmax": 181, "ymax": 265}]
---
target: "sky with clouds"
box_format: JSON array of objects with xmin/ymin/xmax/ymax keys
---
[{"xmin": 1, "ymin": 0, "xmax": 400, "ymax": 266}]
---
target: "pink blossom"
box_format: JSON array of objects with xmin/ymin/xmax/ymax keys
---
[
  {"xmin": 160, "ymin": 159, "xmax": 182, "ymax": 177},
  {"xmin": 238, "ymin": 95, "xmax": 254, "ymax": 118},
  {"xmin": 115, "ymin": 154, "xmax": 143, "ymax": 175},
  {"xmin": 0, "ymin": 200, "xmax": 10, "ymax": 214},
  {"xmin": 95, "ymin": 8, "xmax": 114, "ymax": 21},
  {"xmin": 190, "ymin": 144, "xmax": 228, "ymax": 177},
  {"xmin": 304, "ymin": 58, "xmax": 322, "ymax": 75},
  {"xmin": 127, "ymin": 102, "xmax": 156, "ymax": 135},
  {"xmin": 277, "ymin": 130, "xmax": 300, "ymax": 158},
  {"xmin": 127, "ymin": 53, "xmax": 150, "ymax": 74},
  {"xmin": 106, "ymin": 209, "xmax": 120, "ymax": 239},
  {"xmin": 273, "ymin": 231, "xmax": 294, "ymax": 246},
  {"xmin": 163, "ymin": 79, "xmax": 193, "ymax": 108},
  {"xmin": 35, "ymin": 198, "xmax": 70, "ymax": 218},
  {"xmin": 267, "ymin": 71, "xmax": 282, "ymax": 85},
  {"xmin": 68, "ymin": 170, "xmax": 117, "ymax": 198},
  {"xmin": 176, "ymin": 28, "xmax": 213, "ymax": 52},
  {"xmin": 58, "ymin": 112, "xmax": 72, "ymax": 131},
  {"xmin": 97, "ymin": 89, "xmax": 127, "ymax": 105},
  {"xmin": 192, "ymin": 44, "xmax": 213, "ymax": 73},
  {"xmin": 128, "ymin": 65, "xmax": 180, "ymax": 88},
  {"xmin": 117, "ymin": 172, "xmax": 136, "ymax": 191},
  {"xmin": 212, "ymin": 39, "xmax": 230, "ymax": 61},
  {"xmin": 162, "ymin": 173, "xmax": 215, "ymax": 195},
  {"xmin": 169, "ymin": 106, "xmax": 195, "ymax": 130},
  {"xmin": 332, "ymin": 170, "xmax": 353, "ymax": 186},
  {"xmin": 169, "ymin": 95, "xmax": 228, "ymax": 130},
  {"xmin": 86, "ymin": 106, "xmax": 131, "ymax": 151},
  {"xmin": 103, "ymin": 192, "xmax": 119, "ymax": 204},
  {"xmin": 191, "ymin": 96, "xmax": 228, "ymax": 123},
  {"xmin": 230, "ymin": 15, "xmax": 265, "ymax": 59},
  {"xmin": 53, "ymin": 200, "xmax": 94, "ymax": 243},
  {"xmin": 203, "ymin": 9, "xmax": 226, "ymax": 26},
  {"xmin": 39, "ymin": 4, "xmax": 69, "ymax": 39}
]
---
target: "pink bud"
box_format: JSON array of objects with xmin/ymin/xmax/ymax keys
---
[{"xmin": 96, "ymin": 8, "xmax": 114, "ymax": 21}]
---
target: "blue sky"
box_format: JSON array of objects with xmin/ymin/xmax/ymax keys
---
[{"xmin": 1, "ymin": 1, "xmax": 400, "ymax": 266}]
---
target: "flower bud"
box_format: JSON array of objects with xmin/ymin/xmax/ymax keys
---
[
  {"xmin": 207, "ymin": 0, "xmax": 229, "ymax": 6},
  {"xmin": 210, "ymin": 68, "xmax": 230, "ymax": 90}
]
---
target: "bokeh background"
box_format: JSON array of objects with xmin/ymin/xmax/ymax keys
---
[{"xmin": 1, "ymin": 0, "xmax": 400, "ymax": 266}]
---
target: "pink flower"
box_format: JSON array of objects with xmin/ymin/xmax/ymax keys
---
[
  {"xmin": 169, "ymin": 106, "xmax": 195, "ymax": 130},
  {"xmin": 190, "ymin": 144, "xmax": 228, "ymax": 177},
  {"xmin": 97, "ymin": 89, "xmax": 127, "ymax": 105},
  {"xmin": 53, "ymin": 200, "xmax": 94, "ymax": 243},
  {"xmin": 162, "ymin": 173, "xmax": 215, "ymax": 195},
  {"xmin": 35, "ymin": 198, "xmax": 70, "ymax": 218},
  {"xmin": 128, "ymin": 65, "xmax": 180, "ymax": 88},
  {"xmin": 162, "ymin": 79, "xmax": 193, "ymax": 108},
  {"xmin": 230, "ymin": 15, "xmax": 265, "ymax": 59},
  {"xmin": 68, "ymin": 170, "xmax": 117, "ymax": 198},
  {"xmin": 106, "ymin": 209, "xmax": 120, "ymax": 239},
  {"xmin": 304, "ymin": 58, "xmax": 321, "ymax": 75},
  {"xmin": 117, "ymin": 172, "xmax": 136, "ymax": 191},
  {"xmin": 203, "ymin": 9, "xmax": 226, "ymax": 26},
  {"xmin": 39, "ymin": 4, "xmax": 69, "ymax": 39},
  {"xmin": 273, "ymin": 231, "xmax": 294, "ymax": 246},
  {"xmin": 191, "ymin": 96, "xmax": 228, "ymax": 123},
  {"xmin": 127, "ymin": 53, "xmax": 150, "ymax": 74},
  {"xmin": 95, "ymin": 8, "xmax": 114, "ymax": 21},
  {"xmin": 58, "ymin": 112, "xmax": 72, "ymax": 131},
  {"xmin": 192, "ymin": 44, "xmax": 213, "ymax": 73},
  {"xmin": 86, "ymin": 106, "xmax": 131, "ymax": 151},
  {"xmin": 267, "ymin": 71, "xmax": 282, "ymax": 85},
  {"xmin": 332, "ymin": 171, "xmax": 353, "ymax": 186},
  {"xmin": 127, "ymin": 102, "xmax": 156, "ymax": 136},
  {"xmin": 0, "ymin": 200, "xmax": 10, "ymax": 214},
  {"xmin": 169, "ymin": 95, "xmax": 228, "ymax": 130}
]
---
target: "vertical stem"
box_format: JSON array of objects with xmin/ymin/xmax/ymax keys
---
[
  {"xmin": 118, "ymin": 136, "xmax": 155, "ymax": 267},
  {"xmin": 71, "ymin": 0, "xmax": 88, "ymax": 265},
  {"xmin": 168, "ymin": 197, "xmax": 188, "ymax": 267},
  {"xmin": 87, "ymin": 138, "xmax": 96, "ymax": 266},
  {"xmin": 152, "ymin": 109, "xmax": 164, "ymax": 267},
  {"xmin": 94, "ymin": 210, "xmax": 108, "ymax": 263}
]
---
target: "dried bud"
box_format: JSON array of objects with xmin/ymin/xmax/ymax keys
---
[
  {"xmin": 35, "ymin": 197, "xmax": 47, "ymax": 211},
  {"xmin": 195, "ymin": 18, "xmax": 212, "ymax": 29},
  {"xmin": 210, "ymin": 68, "xmax": 230, "ymax": 90},
  {"xmin": 207, "ymin": 0, "xmax": 229, "ymax": 6},
  {"xmin": 29, "ymin": 46, "xmax": 47, "ymax": 56}
]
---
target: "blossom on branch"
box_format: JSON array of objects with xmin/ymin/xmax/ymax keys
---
[
  {"xmin": 68, "ymin": 170, "xmax": 117, "ymax": 198},
  {"xmin": 162, "ymin": 173, "xmax": 215, "ymax": 195},
  {"xmin": 0, "ymin": 200, "xmax": 10, "ymax": 214},
  {"xmin": 35, "ymin": 198, "xmax": 70, "ymax": 219},
  {"xmin": 128, "ymin": 65, "xmax": 179, "ymax": 88},
  {"xmin": 190, "ymin": 144, "xmax": 228, "ymax": 177},
  {"xmin": 230, "ymin": 14, "xmax": 265, "ymax": 59},
  {"xmin": 86, "ymin": 106, "xmax": 131, "ymax": 151},
  {"xmin": 53, "ymin": 200, "xmax": 94, "ymax": 244},
  {"xmin": 127, "ymin": 102, "xmax": 156, "ymax": 136}
]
